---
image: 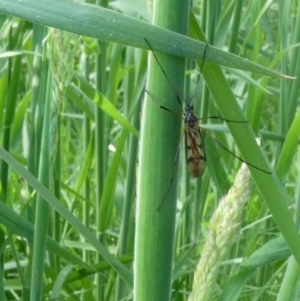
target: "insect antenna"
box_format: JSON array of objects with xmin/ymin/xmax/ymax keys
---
[
  {"xmin": 188, "ymin": 42, "xmax": 209, "ymax": 105},
  {"xmin": 145, "ymin": 38, "xmax": 189, "ymax": 113}
]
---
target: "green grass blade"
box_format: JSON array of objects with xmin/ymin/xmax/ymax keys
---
[
  {"xmin": 0, "ymin": 0, "xmax": 291, "ymax": 78},
  {"xmin": 71, "ymin": 75, "xmax": 139, "ymax": 137},
  {"xmin": 30, "ymin": 68, "xmax": 51, "ymax": 301},
  {"xmin": 189, "ymin": 13, "xmax": 300, "ymax": 267},
  {"xmin": 276, "ymin": 110, "xmax": 300, "ymax": 179},
  {"xmin": 99, "ymin": 129, "xmax": 128, "ymax": 232},
  {"xmin": 0, "ymin": 146, "xmax": 133, "ymax": 287}
]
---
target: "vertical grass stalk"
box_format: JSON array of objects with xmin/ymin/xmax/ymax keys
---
[
  {"xmin": 134, "ymin": 0, "xmax": 189, "ymax": 300},
  {"xmin": 96, "ymin": 1, "xmax": 108, "ymax": 300},
  {"xmin": 30, "ymin": 60, "xmax": 51, "ymax": 301}
]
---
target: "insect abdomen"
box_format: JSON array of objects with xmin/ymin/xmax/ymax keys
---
[{"xmin": 185, "ymin": 125, "xmax": 206, "ymax": 177}]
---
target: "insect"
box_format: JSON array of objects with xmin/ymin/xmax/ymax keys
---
[{"xmin": 144, "ymin": 38, "xmax": 271, "ymax": 210}]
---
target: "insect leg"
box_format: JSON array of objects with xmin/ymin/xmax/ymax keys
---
[
  {"xmin": 202, "ymin": 128, "xmax": 272, "ymax": 174},
  {"xmin": 157, "ymin": 131, "xmax": 185, "ymax": 211},
  {"xmin": 199, "ymin": 116, "xmax": 248, "ymax": 123}
]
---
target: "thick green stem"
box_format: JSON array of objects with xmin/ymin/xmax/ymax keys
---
[{"xmin": 134, "ymin": 1, "xmax": 189, "ymax": 300}]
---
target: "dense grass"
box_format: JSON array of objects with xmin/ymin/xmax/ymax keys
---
[{"xmin": 0, "ymin": 0, "xmax": 300, "ymax": 301}]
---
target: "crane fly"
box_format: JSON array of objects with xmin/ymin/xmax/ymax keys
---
[{"xmin": 144, "ymin": 38, "xmax": 271, "ymax": 211}]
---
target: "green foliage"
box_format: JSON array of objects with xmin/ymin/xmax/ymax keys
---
[{"xmin": 0, "ymin": 0, "xmax": 299, "ymax": 301}]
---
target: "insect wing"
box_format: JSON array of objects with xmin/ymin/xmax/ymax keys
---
[{"xmin": 185, "ymin": 125, "xmax": 206, "ymax": 177}]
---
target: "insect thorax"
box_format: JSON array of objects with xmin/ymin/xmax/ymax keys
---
[{"xmin": 185, "ymin": 105, "xmax": 198, "ymax": 128}]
